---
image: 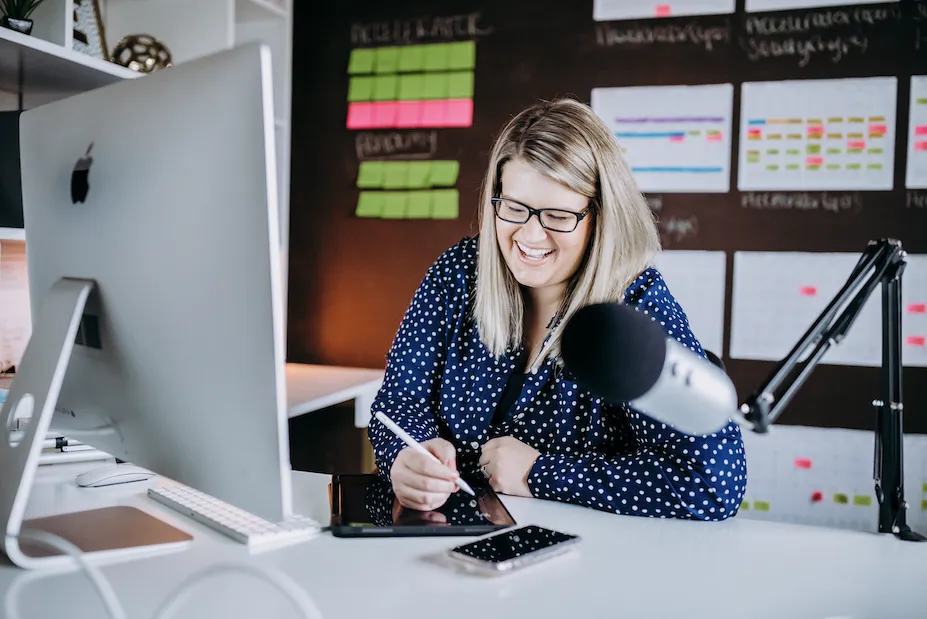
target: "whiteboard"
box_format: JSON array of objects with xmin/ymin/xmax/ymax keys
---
[{"xmin": 654, "ymin": 250, "xmax": 726, "ymax": 356}]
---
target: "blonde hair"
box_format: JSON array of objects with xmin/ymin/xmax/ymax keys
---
[{"xmin": 473, "ymin": 98, "xmax": 661, "ymax": 371}]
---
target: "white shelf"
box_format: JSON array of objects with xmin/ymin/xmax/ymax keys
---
[
  {"xmin": 0, "ymin": 228, "xmax": 26, "ymax": 241},
  {"xmin": 0, "ymin": 26, "xmax": 137, "ymax": 97},
  {"xmin": 236, "ymin": 0, "xmax": 288, "ymax": 21}
]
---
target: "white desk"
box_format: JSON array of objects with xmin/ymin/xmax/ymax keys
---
[
  {"xmin": 285, "ymin": 363, "xmax": 384, "ymax": 427},
  {"xmin": 1, "ymin": 462, "xmax": 925, "ymax": 619}
]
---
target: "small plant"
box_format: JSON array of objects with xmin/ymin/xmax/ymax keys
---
[{"xmin": 0, "ymin": 0, "xmax": 47, "ymax": 20}]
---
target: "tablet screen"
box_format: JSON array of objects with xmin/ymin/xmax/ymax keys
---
[{"xmin": 332, "ymin": 473, "xmax": 516, "ymax": 530}]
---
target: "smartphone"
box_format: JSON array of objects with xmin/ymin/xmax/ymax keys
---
[{"xmin": 445, "ymin": 525, "xmax": 579, "ymax": 574}]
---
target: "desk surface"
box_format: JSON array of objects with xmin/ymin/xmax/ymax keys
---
[
  {"xmin": 2, "ymin": 462, "xmax": 925, "ymax": 619},
  {"xmin": 285, "ymin": 363, "xmax": 383, "ymax": 423}
]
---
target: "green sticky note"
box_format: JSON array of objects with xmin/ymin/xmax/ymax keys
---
[
  {"xmin": 853, "ymin": 495, "xmax": 872, "ymax": 506},
  {"xmin": 381, "ymin": 192, "xmax": 408, "ymax": 218},
  {"xmin": 397, "ymin": 45, "xmax": 424, "ymax": 72},
  {"xmin": 375, "ymin": 47, "xmax": 400, "ymax": 74},
  {"xmin": 398, "ymin": 74, "xmax": 425, "ymax": 101},
  {"xmin": 406, "ymin": 191, "xmax": 431, "ymax": 218},
  {"xmin": 422, "ymin": 43, "xmax": 450, "ymax": 71},
  {"xmin": 922, "ymin": 482, "xmax": 927, "ymax": 493},
  {"xmin": 383, "ymin": 162, "xmax": 410, "ymax": 189},
  {"xmin": 447, "ymin": 41, "xmax": 476, "ymax": 70},
  {"xmin": 406, "ymin": 162, "xmax": 431, "ymax": 189},
  {"xmin": 753, "ymin": 501, "xmax": 770, "ymax": 512},
  {"xmin": 348, "ymin": 48, "xmax": 375, "ymax": 74},
  {"xmin": 355, "ymin": 192, "xmax": 384, "ymax": 217},
  {"xmin": 430, "ymin": 160, "xmax": 459, "ymax": 186},
  {"xmin": 431, "ymin": 189, "xmax": 459, "ymax": 219},
  {"xmin": 834, "ymin": 493, "xmax": 849, "ymax": 504},
  {"xmin": 447, "ymin": 71, "xmax": 474, "ymax": 98},
  {"xmin": 348, "ymin": 76, "xmax": 375, "ymax": 102},
  {"xmin": 422, "ymin": 73, "xmax": 449, "ymax": 100},
  {"xmin": 740, "ymin": 501, "xmax": 750, "ymax": 510},
  {"xmin": 372, "ymin": 75, "xmax": 398, "ymax": 101},
  {"xmin": 922, "ymin": 499, "xmax": 927, "ymax": 511},
  {"xmin": 356, "ymin": 161, "xmax": 385, "ymax": 188}
]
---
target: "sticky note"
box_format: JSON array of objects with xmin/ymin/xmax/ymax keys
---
[
  {"xmin": 347, "ymin": 48, "xmax": 375, "ymax": 74},
  {"xmin": 406, "ymin": 161, "xmax": 432, "ymax": 189},
  {"xmin": 398, "ymin": 74, "xmax": 425, "ymax": 101},
  {"xmin": 444, "ymin": 99, "xmax": 473, "ymax": 127},
  {"xmin": 348, "ymin": 77, "xmax": 375, "ymax": 102},
  {"xmin": 421, "ymin": 100, "xmax": 446, "ymax": 126},
  {"xmin": 655, "ymin": 4, "xmax": 671, "ymax": 17},
  {"xmin": 740, "ymin": 501, "xmax": 750, "ymax": 510},
  {"xmin": 396, "ymin": 101, "xmax": 423, "ymax": 128},
  {"xmin": 431, "ymin": 189, "xmax": 459, "ymax": 219},
  {"xmin": 356, "ymin": 161, "xmax": 385, "ymax": 188},
  {"xmin": 447, "ymin": 71, "xmax": 474, "ymax": 99},
  {"xmin": 753, "ymin": 501, "xmax": 770, "ymax": 512},
  {"xmin": 907, "ymin": 336, "xmax": 926, "ymax": 347},
  {"xmin": 383, "ymin": 162, "xmax": 410, "ymax": 189},
  {"xmin": 799, "ymin": 286, "xmax": 817, "ymax": 296},
  {"xmin": 373, "ymin": 75, "xmax": 398, "ymax": 101},
  {"xmin": 853, "ymin": 495, "xmax": 872, "ymax": 506},
  {"xmin": 372, "ymin": 102, "xmax": 398, "ymax": 128},
  {"xmin": 794, "ymin": 458, "xmax": 812, "ymax": 469},
  {"xmin": 381, "ymin": 191, "xmax": 408, "ymax": 218},
  {"xmin": 422, "ymin": 74, "xmax": 449, "ymax": 100},
  {"xmin": 430, "ymin": 160, "xmax": 460, "ymax": 186},
  {"xmin": 922, "ymin": 499, "xmax": 927, "ymax": 511},
  {"xmin": 446, "ymin": 41, "xmax": 476, "ymax": 70},
  {"xmin": 355, "ymin": 192, "xmax": 384, "ymax": 217},
  {"xmin": 397, "ymin": 45, "xmax": 424, "ymax": 72},
  {"xmin": 406, "ymin": 191, "xmax": 432, "ymax": 218},
  {"xmin": 811, "ymin": 491, "xmax": 823, "ymax": 502},
  {"xmin": 834, "ymin": 493, "xmax": 849, "ymax": 504},
  {"xmin": 375, "ymin": 47, "xmax": 400, "ymax": 74},
  {"xmin": 922, "ymin": 482, "xmax": 927, "ymax": 493},
  {"xmin": 346, "ymin": 103, "xmax": 374, "ymax": 129},
  {"xmin": 422, "ymin": 43, "xmax": 450, "ymax": 71}
]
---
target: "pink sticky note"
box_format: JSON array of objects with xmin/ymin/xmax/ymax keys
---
[
  {"xmin": 795, "ymin": 458, "xmax": 812, "ymax": 469},
  {"xmin": 655, "ymin": 4, "xmax": 671, "ymax": 16},
  {"xmin": 908, "ymin": 303, "xmax": 927, "ymax": 314},
  {"xmin": 907, "ymin": 335, "xmax": 926, "ymax": 347},
  {"xmin": 916, "ymin": 125, "xmax": 927, "ymax": 136},
  {"xmin": 346, "ymin": 103, "xmax": 374, "ymax": 129},
  {"xmin": 669, "ymin": 135, "xmax": 685, "ymax": 142},
  {"xmin": 848, "ymin": 140, "xmax": 866, "ymax": 149},
  {"xmin": 805, "ymin": 156, "xmax": 823, "ymax": 166},
  {"xmin": 807, "ymin": 126, "xmax": 824, "ymax": 134},
  {"xmin": 395, "ymin": 101, "xmax": 423, "ymax": 128},
  {"xmin": 916, "ymin": 141, "xmax": 927, "ymax": 152},
  {"xmin": 444, "ymin": 99, "xmax": 473, "ymax": 127},
  {"xmin": 372, "ymin": 101, "xmax": 398, "ymax": 128},
  {"xmin": 869, "ymin": 124, "xmax": 887, "ymax": 134},
  {"xmin": 800, "ymin": 286, "xmax": 817, "ymax": 296},
  {"xmin": 420, "ymin": 100, "xmax": 447, "ymax": 127},
  {"xmin": 707, "ymin": 133, "xmax": 723, "ymax": 142},
  {"xmin": 748, "ymin": 128, "xmax": 761, "ymax": 137}
]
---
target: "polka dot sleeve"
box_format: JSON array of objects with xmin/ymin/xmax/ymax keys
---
[
  {"xmin": 366, "ymin": 252, "xmax": 451, "ymax": 478},
  {"xmin": 526, "ymin": 269, "xmax": 748, "ymax": 521}
]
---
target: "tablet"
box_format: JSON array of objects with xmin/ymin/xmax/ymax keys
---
[{"xmin": 329, "ymin": 473, "xmax": 516, "ymax": 537}]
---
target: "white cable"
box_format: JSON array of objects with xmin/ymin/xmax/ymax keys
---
[
  {"xmin": 150, "ymin": 562, "xmax": 323, "ymax": 619},
  {"xmin": 11, "ymin": 529, "xmax": 127, "ymax": 619}
]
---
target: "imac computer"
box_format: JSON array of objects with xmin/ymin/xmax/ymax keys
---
[{"xmin": 0, "ymin": 43, "xmax": 314, "ymax": 569}]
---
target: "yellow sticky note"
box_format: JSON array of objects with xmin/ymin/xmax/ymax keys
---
[
  {"xmin": 347, "ymin": 48, "xmax": 375, "ymax": 74},
  {"xmin": 431, "ymin": 189, "xmax": 458, "ymax": 219},
  {"xmin": 834, "ymin": 493, "xmax": 849, "ymax": 504},
  {"xmin": 922, "ymin": 482, "xmax": 927, "ymax": 493},
  {"xmin": 429, "ymin": 161, "xmax": 459, "ymax": 186},
  {"xmin": 355, "ymin": 192, "xmax": 384, "ymax": 217},
  {"xmin": 382, "ymin": 162, "xmax": 410, "ymax": 189},
  {"xmin": 356, "ymin": 161, "xmax": 385, "ymax": 188},
  {"xmin": 740, "ymin": 501, "xmax": 750, "ymax": 510},
  {"xmin": 406, "ymin": 191, "xmax": 431, "ymax": 218},
  {"xmin": 853, "ymin": 495, "xmax": 872, "ymax": 506},
  {"xmin": 381, "ymin": 192, "xmax": 408, "ymax": 218},
  {"xmin": 406, "ymin": 162, "xmax": 431, "ymax": 189},
  {"xmin": 753, "ymin": 501, "xmax": 770, "ymax": 512}
]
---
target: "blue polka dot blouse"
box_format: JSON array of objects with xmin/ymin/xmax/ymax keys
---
[{"xmin": 368, "ymin": 237, "xmax": 747, "ymax": 521}]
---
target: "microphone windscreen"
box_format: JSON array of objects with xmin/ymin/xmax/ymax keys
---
[{"xmin": 561, "ymin": 302, "xmax": 667, "ymax": 402}]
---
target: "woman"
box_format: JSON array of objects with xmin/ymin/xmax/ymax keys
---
[{"xmin": 367, "ymin": 98, "xmax": 746, "ymax": 521}]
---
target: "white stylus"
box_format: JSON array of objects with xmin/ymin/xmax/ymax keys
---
[{"xmin": 374, "ymin": 412, "xmax": 475, "ymax": 496}]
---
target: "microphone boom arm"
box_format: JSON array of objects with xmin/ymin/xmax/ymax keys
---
[{"xmin": 738, "ymin": 239, "xmax": 925, "ymax": 542}]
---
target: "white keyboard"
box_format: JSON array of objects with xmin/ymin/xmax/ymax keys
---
[{"xmin": 148, "ymin": 485, "xmax": 321, "ymax": 549}]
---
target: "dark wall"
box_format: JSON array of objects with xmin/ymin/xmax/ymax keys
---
[{"xmin": 287, "ymin": 0, "xmax": 927, "ymax": 433}]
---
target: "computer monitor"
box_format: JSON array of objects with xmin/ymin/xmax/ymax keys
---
[{"xmin": 0, "ymin": 43, "xmax": 291, "ymax": 567}]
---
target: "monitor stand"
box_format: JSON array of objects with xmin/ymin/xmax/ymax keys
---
[{"xmin": 0, "ymin": 278, "xmax": 192, "ymax": 569}]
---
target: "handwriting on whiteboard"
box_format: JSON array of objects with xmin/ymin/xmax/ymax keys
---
[
  {"xmin": 351, "ymin": 12, "xmax": 492, "ymax": 46},
  {"xmin": 659, "ymin": 215, "xmax": 699, "ymax": 242},
  {"xmin": 741, "ymin": 192, "xmax": 862, "ymax": 214},
  {"xmin": 741, "ymin": 5, "xmax": 901, "ymax": 67},
  {"xmin": 355, "ymin": 131, "xmax": 437, "ymax": 160},
  {"xmin": 907, "ymin": 191, "xmax": 927, "ymax": 209},
  {"xmin": 595, "ymin": 20, "xmax": 730, "ymax": 51}
]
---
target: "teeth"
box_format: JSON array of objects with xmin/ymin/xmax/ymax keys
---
[{"xmin": 517, "ymin": 241, "xmax": 553, "ymax": 258}]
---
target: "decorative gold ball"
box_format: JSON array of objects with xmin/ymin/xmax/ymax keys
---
[{"xmin": 111, "ymin": 34, "xmax": 173, "ymax": 73}]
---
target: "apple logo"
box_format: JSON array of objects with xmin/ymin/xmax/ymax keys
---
[{"xmin": 71, "ymin": 143, "xmax": 94, "ymax": 204}]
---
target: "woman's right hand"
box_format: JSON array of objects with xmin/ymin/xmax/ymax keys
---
[{"xmin": 390, "ymin": 438, "xmax": 461, "ymax": 511}]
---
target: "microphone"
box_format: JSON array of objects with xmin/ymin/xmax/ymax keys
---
[{"xmin": 560, "ymin": 302, "xmax": 738, "ymax": 436}]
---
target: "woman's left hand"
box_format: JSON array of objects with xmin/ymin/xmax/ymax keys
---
[{"xmin": 478, "ymin": 436, "xmax": 541, "ymax": 497}]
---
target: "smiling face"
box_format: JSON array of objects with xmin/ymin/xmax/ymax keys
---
[{"xmin": 494, "ymin": 157, "xmax": 594, "ymax": 303}]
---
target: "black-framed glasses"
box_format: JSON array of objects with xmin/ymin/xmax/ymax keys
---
[{"xmin": 491, "ymin": 197, "xmax": 593, "ymax": 233}]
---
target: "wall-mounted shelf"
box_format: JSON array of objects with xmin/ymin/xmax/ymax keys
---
[{"xmin": 0, "ymin": 26, "xmax": 136, "ymax": 98}]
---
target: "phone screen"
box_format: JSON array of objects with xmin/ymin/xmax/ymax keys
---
[{"xmin": 449, "ymin": 526, "xmax": 577, "ymax": 563}]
